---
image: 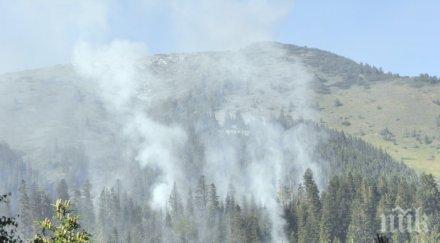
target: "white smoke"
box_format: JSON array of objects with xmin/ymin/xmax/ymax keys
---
[
  {"xmin": 196, "ymin": 45, "xmax": 319, "ymax": 242},
  {"xmin": 72, "ymin": 40, "xmax": 187, "ymax": 209},
  {"xmin": 70, "ymin": 1, "xmax": 321, "ymax": 241},
  {"xmin": 71, "ymin": 40, "xmax": 319, "ymax": 242}
]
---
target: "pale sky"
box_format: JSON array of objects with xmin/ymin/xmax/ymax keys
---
[{"xmin": 0, "ymin": 0, "xmax": 438, "ymax": 76}]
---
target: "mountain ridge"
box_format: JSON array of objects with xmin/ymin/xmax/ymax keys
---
[{"xmin": 0, "ymin": 42, "xmax": 439, "ymax": 178}]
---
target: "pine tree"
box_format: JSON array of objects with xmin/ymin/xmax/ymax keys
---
[
  {"xmin": 392, "ymin": 177, "xmax": 412, "ymax": 242},
  {"xmin": 417, "ymin": 173, "xmax": 440, "ymax": 241},
  {"xmin": 40, "ymin": 192, "xmax": 52, "ymax": 221},
  {"xmin": 30, "ymin": 186, "xmax": 43, "ymax": 223},
  {"xmin": 97, "ymin": 189, "xmax": 110, "ymax": 242},
  {"xmin": 245, "ymin": 213, "xmax": 260, "ymax": 243},
  {"xmin": 109, "ymin": 227, "xmax": 118, "ymax": 243},
  {"xmin": 296, "ymin": 184, "xmax": 308, "ymax": 243},
  {"xmin": 304, "ymin": 169, "xmax": 321, "ymax": 216},
  {"xmin": 186, "ymin": 188, "xmax": 194, "ymax": 216},
  {"xmin": 376, "ymin": 193, "xmax": 393, "ymax": 239},
  {"xmin": 319, "ymin": 176, "xmax": 339, "ymax": 242},
  {"xmin": 168, "ymin": 182, "xmax": 183, "ymax": 220},
  {"xmin": 109, "ymin": 188, "xmax": 121, "ymax": 232},
  {"xmin": 395, "ymin": 177, "xmax": 412, "ymax": 209},
  {"xmin": 346, "ymin": 180, "xmax": 376, "ymax": 242},
  {"xmin": 18, "ymin": 180, "xmax": 33, "ymax": 239},
  {"xmin": 282, "ymin": 201, "xmax": 297, "ymax": 242},
  {"xmin": 302, "ymin": 169, "xmax": 321, "ymax": 242},
  {"xmin": 195, "ymin": 176, "xmax": 208, "ymax": 211},
  {"xmin": 347, "ymin": 192, "xmax": 364, "ymax": 242},
  {"xmin": 319, "ymin": 192, "xmax": 332, "ymax": 243},
  {"xmin": 418, "ymin": 174, "xmax": 439, "ymax": 216},
  {"xmin": 230, "ymin": 204, "xmax": 244, "ymax": 242},
  {"xmin": 56, "ymin": 179, "xmax": 69, "ymax": 201},
  {"xmin": 72, "ymin": 189, "xmax": 82, "ymax": 213},
  {"xmin": 207, "ymin": 183, "xmax": 219, "ymax": 224},
  {"xmin": 225, "ymin": 190, "xmax": 236, "ymax": 215},
  {"xmin": 81, "ymin": 180, "xmax": 95, "ymax": 231},
  {"xmin": 334, "ymin": 173, "xmax": 354, "ymax": 242}
]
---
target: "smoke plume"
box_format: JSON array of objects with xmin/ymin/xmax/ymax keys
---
[
  {"xmin": 72, "ymin": 40, "xmax": 187, "ymax": 209},
  {"xmin": 70, "ymin": 1, "xmax": 323, "ymax": 242}
]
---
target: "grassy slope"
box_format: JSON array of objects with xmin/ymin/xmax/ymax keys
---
[{"xmin": 316, "ymin": 81, "xmax": 440, "ymax": 177}]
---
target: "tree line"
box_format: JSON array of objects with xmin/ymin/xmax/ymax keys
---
[
  {"xmin": 0, "ymin": 113, "xmax": 438, "ymax": 242},
  {"xmin": 2, "ymin": 167, "xmax": 439, "ymax": 242}
]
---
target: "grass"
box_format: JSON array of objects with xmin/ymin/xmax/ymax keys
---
[{"xmin": 316, "ymin": 80, "xmax": 440, "ymax": 177}]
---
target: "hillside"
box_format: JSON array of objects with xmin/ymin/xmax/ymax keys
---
[
  {"xmin": 251, "ymin": 43, "xmax": 440, "ymax": 177},
  {"xmin": 317, "ymin": 81, "xmax": 440, "ymax": 177},
  {"xmin": 0, "ymin": 42, "xmax": 438, "ymax": 178},
  {"xmin": 273, "ymin": 43, "xmax": 440, "ymax": 177}
]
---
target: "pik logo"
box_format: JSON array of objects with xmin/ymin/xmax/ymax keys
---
[{"xmin": 380, "ymin": 206, "xmax": 429, "ymax": 233}]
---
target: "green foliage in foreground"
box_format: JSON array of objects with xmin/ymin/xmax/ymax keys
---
[
  {"xmin": 33, "ymin": 199, "xmax": 90, "ymax": 243},
  {"xmin": 0, "ymin": 193, "xmax": 21, "ymax": 242}
]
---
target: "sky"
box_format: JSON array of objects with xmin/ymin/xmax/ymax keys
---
[{"xmin": 0, "ymin": 0, "xmax": 438, "ymax": 76}]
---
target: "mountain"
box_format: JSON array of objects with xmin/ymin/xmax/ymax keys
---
[{"xmin": 0, "ymin": 42, "xmax": 438, "ymax": 180}]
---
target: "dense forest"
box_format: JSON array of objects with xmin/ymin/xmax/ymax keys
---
[
  {"xmin": 1, "ymin": 112, "xmax": 439, "ymax": 242},
  {"xmin": 0, "ymin": 0, "xmax": 438, "ymax": 241}
]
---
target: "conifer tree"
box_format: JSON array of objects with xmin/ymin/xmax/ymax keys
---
[
  {"xmin": 418, "ymin": 174, "xmax": 439, "ymax": 216},
  {"xmin": 282, "ymin": 201, "xmax": 297, "ymax": 242},
  {"xmin": 168, "ymin": 182, "xmax": 184, "ymax": 220},
  {"xmin": 186, "ymin": 188, "xmax": 194, "ymax": 216},
  {"xmin": 376, "ymin": 192, "xmax": 393, "ymax": 239},
  {"xmin": 195, "ymin": 176, "xmax": 208, "ymax": 211},
  {"xmin": 81, "ymin": 180, "xmax": 95, "ymax": 231},
  {"xmin": 18, "ymin": 180, "xmax": 33, "ymax": 238},
  {"xmin": 302, "ymin": 169, "xmax": 321, "ymax": 242},
  {"xmin": 207, "ymin": 183, "xmax": 219, "ymax": 224},
  {"xmin": 296, "ymin": 184, "xmax": 309, "ymax": 243},
  {"xmin": 97, "ymin": 189, "xmax": 110, "ymax": 242},
  {"xmin": 72, "ymin": 189, "xmax": 82, "ymax": 213},
  {"xmin": 417, "ymin": 173, "xmax": 440, "ymax": 241},
  {"xmin": 319, "ymin": 176, "xmax": 339, "ymax": 242},
  {"xmin": 334, "ymin": 173, "xmax": 354, "ymax": 242},
  {"xmin": 392, "ymin": 177, "xmax": 412, "ymax": 242},
  {"xmin": 56, "ymin": 179, "xmax": 69, "ymax": 201},
  {"xmin": 346, "ymin": 180, "xmax": 376, "ymax": 242}
]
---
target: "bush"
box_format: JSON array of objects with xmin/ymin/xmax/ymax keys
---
[{"xmin": 33, "ymin": 199, "xmax": 90, "ymax": 243}]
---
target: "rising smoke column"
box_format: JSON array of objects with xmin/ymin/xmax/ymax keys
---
[
  {"xmin": 72, "ymin": 40, "xmax": 321, "ymax": 242},
  {"xmin": 72, "ymin": 40, "xmax": 187, "ymax": 209},
  {"xmin": 72, "ymin": 1, "xmax": 318, "ymax": 242},
  {"xmin": 194, "ymin": 44, "xmax": 321, "ymax": 242}
]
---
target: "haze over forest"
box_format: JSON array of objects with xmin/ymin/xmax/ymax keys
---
[{"xmin": 0, "ymin": 1, "xmax": 439, "ymax": 242}]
